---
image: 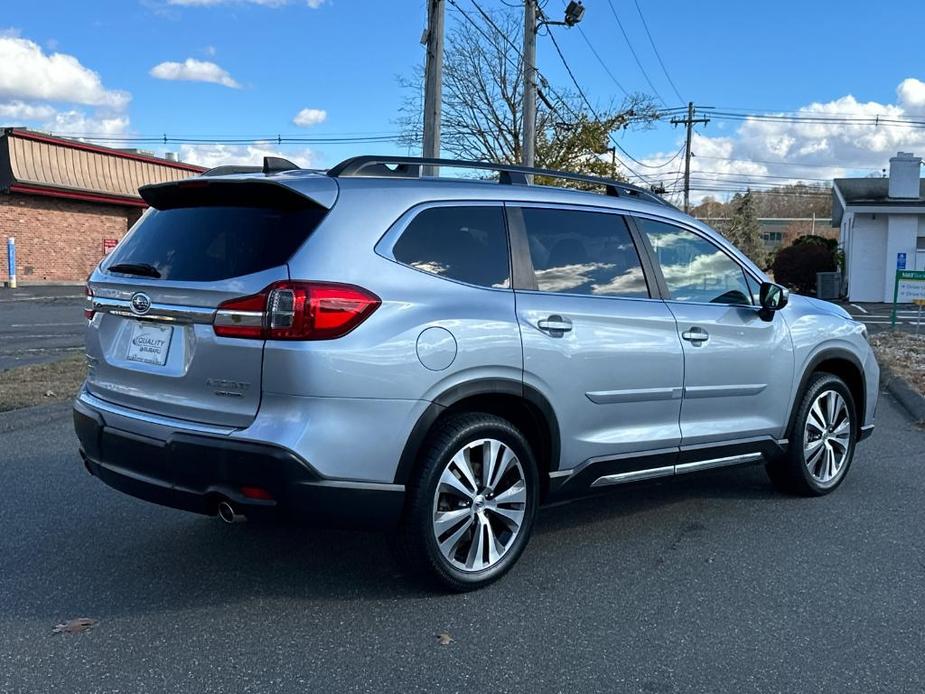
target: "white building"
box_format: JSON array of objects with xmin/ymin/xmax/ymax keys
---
[{"xmin": 834, "ymin": 152, "xmax": 925, "ymax": 302}]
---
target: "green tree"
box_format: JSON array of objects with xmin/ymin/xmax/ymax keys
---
[{"xmin": 718, "ymin": 190, "xmax": 765, "ymax": 266}]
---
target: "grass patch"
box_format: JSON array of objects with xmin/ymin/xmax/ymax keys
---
[
  {"xmin": 870, "ymin": 332, "xmax": 925, "ymax": 395},
  {"xmin": 0, "ymin": 354, "xmax": 86, "ymax": 412}
]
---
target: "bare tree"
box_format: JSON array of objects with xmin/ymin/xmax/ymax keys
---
[{"xmin": 397, "ymin": 8, "xmax": 658, "ymax": 181}]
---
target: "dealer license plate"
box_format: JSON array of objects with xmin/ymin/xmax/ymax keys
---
[{"xmin": 126, "ymin": 322, "xmax": 173, "ymax": 366}]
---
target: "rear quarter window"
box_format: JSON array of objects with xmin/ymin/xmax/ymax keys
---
[
  {"xmin": 105, "ymin": 206, "xmax": 326, "ymax": 282},
  {"xmin": 391, "ymin": 206, "xmax": 511, "ymax": 289}
]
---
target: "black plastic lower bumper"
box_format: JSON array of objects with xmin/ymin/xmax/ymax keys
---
[{"xmin": 74, "ymin": 403, "xmax": 405, "ymax": 529}]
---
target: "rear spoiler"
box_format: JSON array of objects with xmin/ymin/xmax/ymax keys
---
[{"xmin": 139, "ymin": 177, "xmax": 338, "ymax": 211}]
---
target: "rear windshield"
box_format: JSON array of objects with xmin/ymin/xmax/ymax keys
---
[{"xmin": 105, "ymin": 206, "xmax": 326, "ymax": 282}]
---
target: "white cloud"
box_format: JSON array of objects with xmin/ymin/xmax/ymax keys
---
[
  {"xmin": 42, "ymin": 110, "xmax": 131, "ymax": 137},
  {"xmin": 293, "ymin": 107, "xmax": 326, "ymax": 127},
  {"xmin": 167, "ymin": 0, "xmax": 326, "ymax": 6},
  {"xmin": 178, "ymin": 143, "xmax": 316, "ymax": 169},
  {"xmin": 897, "ymin": 78, "xmax": 925, "ymax": 110},
  {"xmin": 150, "ymin": 58, "xmax": 240, "ymax": 88},
  {"xmin": 0, "ymin": 100, "xmax": 56, "ymax": 121},
  {"xmin": 0, "ymin": 35, "xmax": 130, "ymax": 109},
  {"xmin": 640, "ymin": 77, "xmax": 925, "ymax": 204}
]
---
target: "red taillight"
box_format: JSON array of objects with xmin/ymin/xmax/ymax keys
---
[
  {"xmin": 213, "ymin": 281, "xmax": 380, "ymax": 341},
  {"xmin": 84, "ymin": 285, "xmax": 95, "ymax": 321}
]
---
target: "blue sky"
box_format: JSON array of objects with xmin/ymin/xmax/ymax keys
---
[{"xmin": 3, "ymin": 0, "xmax": 925, "ymax": 200}]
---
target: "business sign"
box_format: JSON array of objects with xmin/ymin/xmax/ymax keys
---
[
  {"xmin": 897, "ymin": 252, "xmax": 907, "ymax": 270},
  {"xmin": 102, "ymin": 238, "xmax": 119, "ymax": 255},
  {"xmin": 892, "ymin": 270, "xmax": 925, "ymax": 325}
]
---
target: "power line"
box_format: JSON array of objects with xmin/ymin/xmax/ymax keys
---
[
  {"xmin": 605, "ymin": 0, "xmax": 666, "ymax": 106},
  {"xmin": 452, "ymin": 0, "xmax": 571, "ymax": 123},
  {"xmin": 573, "ymin": 25, "xmax": 628, "ymax": 96},
  {"xmin": 695, "ymin": 155, "xmax": 872, "ymax": 170},
  {"xmin": 542, "ymin": 23, "xmax": 652, "ymax": 184},
  {"xmin": 631, "ymin": 0, "xmax": 683, "ymax": 104}
]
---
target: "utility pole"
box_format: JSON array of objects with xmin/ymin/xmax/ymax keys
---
[
  {"xmin": 522, "ymin": 1, "xmax": 584, "ymax": 171},
  {"xmin": 670, "ymin": 102, "xmax": 709, "ymax": 213},
  {"xmin": 422, "ymin": 0, "xmax": 445, "ymax": 175},
  {"xmin": 522, "ymin": 0, "xmax": 537, "ymax": 170}
]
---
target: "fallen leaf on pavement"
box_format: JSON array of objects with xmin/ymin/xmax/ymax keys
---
[
  {"xmin": 53, "ymin": 618, "xmax": 97, "ymax": 635},
  {"xmin": 436, "ymin": 632, "xmax": 454, "ymax": 646}
]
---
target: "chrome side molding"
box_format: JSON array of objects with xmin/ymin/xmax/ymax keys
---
[
  {"xmin": 590, "ymin": 465, "xmax": 675, "ymax": 488},
  {"xmin": 590, "ymin": 452, "xmax": 764, "ymax": 489}
]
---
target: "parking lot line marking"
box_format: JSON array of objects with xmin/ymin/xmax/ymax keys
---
[
  {"xmin": 850, "ymin": 304, "xmax": 868, "ymax": 314},
  {"xmin": 859, "ymin": 320, "xmax": 897, "ymax": 324},
  {"xmin": 0, "ymin": 295, "xmax": 82, "ymax": 303},
  {"xmin": 10, "ymin": 323, "xmax": 84, "ymax": 327}
]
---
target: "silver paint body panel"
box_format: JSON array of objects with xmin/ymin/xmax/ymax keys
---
[{"xmin": 80, "ymin": 171, "xmax": 879, "ymax": 486}]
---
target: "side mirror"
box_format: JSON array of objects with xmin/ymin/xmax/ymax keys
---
[{"xmin": 759, "ymin": 281, "xmax": 789, "ymax": 318}]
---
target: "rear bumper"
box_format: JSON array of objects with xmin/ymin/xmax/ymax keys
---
[{"xmin": 74, "ymin": 398, "xmax": 405, "ymax": 529}]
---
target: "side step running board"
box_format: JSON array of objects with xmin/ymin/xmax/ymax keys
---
[{"xmin": 590, "ymin": 452, "xmax": 764, "ymax": 489}]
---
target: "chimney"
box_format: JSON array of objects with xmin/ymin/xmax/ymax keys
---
[{"xmin": 888, "ymin": 151, "xmax": 922, "ymax": 199}]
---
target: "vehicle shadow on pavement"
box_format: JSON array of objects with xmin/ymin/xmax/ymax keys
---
[
  {"xmin": 24, "ymin": 470, "xmax": 782, "ymax": 614},
  {"xmin": 2, "ymin": 464, "xmax": 787, "ymax": 620}
]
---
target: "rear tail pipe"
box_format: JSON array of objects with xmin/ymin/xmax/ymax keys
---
[{"xmin": 217, "ymin": 500, "xmax": 246, "ymax": 524}]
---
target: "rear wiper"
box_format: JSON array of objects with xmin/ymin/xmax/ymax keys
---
[{"xmin": 107, "ymin": 262, "xmax": 162, "ymax": 278}]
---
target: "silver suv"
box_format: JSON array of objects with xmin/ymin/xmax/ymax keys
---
[{"xmin": 74, "ymin": 156, "xmax": 879, "ymax": 590}]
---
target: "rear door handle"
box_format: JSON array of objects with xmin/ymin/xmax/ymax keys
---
[
  {"xmin": 681, "ymin": 326, "xmax": 709, "ymax": 344},
  {"xmin": 537, "ymin": 315, "xmax": 573, "ymax": 334}
]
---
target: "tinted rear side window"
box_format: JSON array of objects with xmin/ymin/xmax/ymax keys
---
[
  {"xmin": 392, "ymin": 206, "xmax": 511, "ymax": 288},
  {"xmin": 105, "ymin": 206, "xmax": 326, "ymax": 282},
  {"xmin": 520, "ymin": 207, "xmax": 649, "ymax": 298}
]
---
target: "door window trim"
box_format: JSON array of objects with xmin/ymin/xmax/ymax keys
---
[
  {"xmin": 374, "ymin": 200, "xmax": 513, "ymax": 292},
  {"xmin": 627, "ymin": 211, "xmax": 763, "ymax": 309},
  {"xmin": 504, "ymin": 201, "xmax": 664, "ymax": 301}
]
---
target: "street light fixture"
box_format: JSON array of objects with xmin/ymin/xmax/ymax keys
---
[
  {"xmin": 539, "ymin": 0, "xmax": 584, "ymax": 28},
  {"xmin": 564, "ymin": 1, "xmax": 585, "ymax": 26}
]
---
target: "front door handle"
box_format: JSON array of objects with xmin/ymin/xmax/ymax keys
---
[
  {"xmin": 537, "ymin": 315, "xmax": 573, "ymax": 335},
  {"xmin": 681, "ymin": 326, "xmax": 709, "ymax": 344}
]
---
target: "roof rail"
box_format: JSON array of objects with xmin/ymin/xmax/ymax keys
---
[{"xmin": 326, "ymin": 155, "xmax": 673, "ymax": 208}]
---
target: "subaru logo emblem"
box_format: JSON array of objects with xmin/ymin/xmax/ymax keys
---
[{"xmin": 130, "ymin": 292, "xmax": 151, "ymax": 315}]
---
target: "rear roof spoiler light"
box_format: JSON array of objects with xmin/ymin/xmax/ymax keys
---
[{"xmin": 213, "ymin": 281, "xmax": 380, "ymax": 341}]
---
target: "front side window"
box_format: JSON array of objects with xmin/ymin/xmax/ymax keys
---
[
  {"xmin": 520, "ymin": 207, "xmax": 649, "ymax": 298},
  {"xmin": 638, "ymin": 218, "xmax": 753, "ymax": 305},
  {"xmin": 392, "ymin": 206, "xmax": 510, "ymax": 288}
]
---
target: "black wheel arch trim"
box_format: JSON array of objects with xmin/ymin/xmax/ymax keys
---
[
  {"xmin": 392, "ymin": 378, "xmax": 561, "ymax": 485},
  {"xmin": 788, "ymin": 347, "xmax": 866, "ymax": 437}
]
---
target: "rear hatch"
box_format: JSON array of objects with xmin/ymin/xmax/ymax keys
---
[{"xmin": 85, "ymin": 176, "xmax": 335, "ymax": 427}]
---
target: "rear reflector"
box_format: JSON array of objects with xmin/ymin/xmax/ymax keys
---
[
  {"xmin": 240, "ymin": 486, "xmax": 274, "ymax": 501},
  {"xmin": 84, "ymin": 285, "xmax": 95, "ymax": 321},
  {"xmin": 213, "ymin": 281, "xmax": 380, "ymax": 341}
]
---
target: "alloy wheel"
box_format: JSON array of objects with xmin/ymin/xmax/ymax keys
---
[
  {"xmin": 431, "ymin": 438, "xmax": 527, "ymax": 573},
  {"xmin": 803, "ymin": 389, "xmax": 852, "ymax": 486}
]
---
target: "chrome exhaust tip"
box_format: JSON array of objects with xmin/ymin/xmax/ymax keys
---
[{"xmin": 217, "ymin": 500, "xmax": 246, "ymax": 524}]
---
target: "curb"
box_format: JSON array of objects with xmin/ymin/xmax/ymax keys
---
[{"xmin": 880, "ymin": 364, "xmax": 925, "ymax": 424}]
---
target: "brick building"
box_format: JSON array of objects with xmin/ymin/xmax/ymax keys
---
[{"xmin": 0, "ymin": 128, "xmax": 205, "ymax": 284}]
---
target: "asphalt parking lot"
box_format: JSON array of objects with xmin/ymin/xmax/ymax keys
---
[
  {"xmin": 0, "ymin": 286, "xmax": 84, "ymax": 369},
  {"xmin": 0, "ymin": 389, "xmax": 923, "ymax": 692},
  {"xmin": 843, "ymin": 301, "xmax": 925, "ymax": 334}
]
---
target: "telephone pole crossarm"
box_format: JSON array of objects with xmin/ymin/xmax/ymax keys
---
[{"xmin": 670, "ymin": 102, "xmax": 710, "ymax": 213}]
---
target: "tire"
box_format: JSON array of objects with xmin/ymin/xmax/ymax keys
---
[
  {"xmin": 766, "ymin": 372, "xmax": 857, "ymax": 496},
  {"xmin": 395, "ymin": 412, "xmax": 539, "ymax": 591}
]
